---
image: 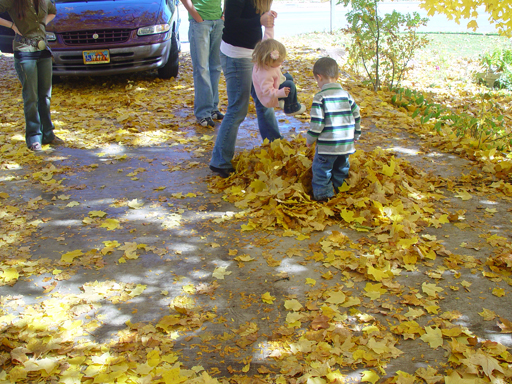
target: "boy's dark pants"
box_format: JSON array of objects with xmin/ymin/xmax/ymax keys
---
[
  {"xmin": 311, "ymin": 152, "xmax": 350, "ymax": 201},
  {"xmin": 278, "ymin": 73, "xmax": 301, "ymax": 114}
]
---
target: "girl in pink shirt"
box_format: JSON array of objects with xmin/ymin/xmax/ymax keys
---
[{"xmin": 252, "ymin": 38, "xmax": 306, "ymax": 116}]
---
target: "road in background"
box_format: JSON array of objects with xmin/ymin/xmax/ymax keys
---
[{"xmin": 178, "ymin": 1, "xmax": 497, "ymax": 49}]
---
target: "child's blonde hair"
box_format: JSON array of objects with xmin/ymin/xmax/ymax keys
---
[
  {"xmin": 252, "ymin": 39, "xmax": 286, "ymax": 68},
  {"xmin": 253, "ymin": 0, "xmax": 272, "ymax": 14}
]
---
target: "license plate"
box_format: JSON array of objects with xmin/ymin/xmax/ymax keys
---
[{"xmin": 83, "ymin": 50, "xmax": 110, "ymax": 64}]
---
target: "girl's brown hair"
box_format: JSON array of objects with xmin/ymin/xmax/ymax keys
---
[
  {"xmin": 252, "ymin": 38, "xmax": 286, "ymax": 68},
  {"xmin": 14, "ymin": 0, "xmax": 39, "ymax": 20},
  {"xmin": 253, "ymin": 0, "xmax": 272, "ymax": 14}
]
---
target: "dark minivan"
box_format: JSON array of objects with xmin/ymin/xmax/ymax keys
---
[{"xmin": 0, "ymin": 0, "xmax": 181, "ymax": 79}]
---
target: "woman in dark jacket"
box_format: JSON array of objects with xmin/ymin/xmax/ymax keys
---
[
  {"xmin": 209, "ymin": 0, "xmax": 280, "ymax": 178},
  {"xmin": 0, "ymin": 0, "xmax": 63, "ymax": 151}
]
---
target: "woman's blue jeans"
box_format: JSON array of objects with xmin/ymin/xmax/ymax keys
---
[
  {"xmin": 312, "ymin": 152, "xmax": 350, "ymax": 200},
  {"xmin": 188, "ymin": 19, "xmax": 223, "ymax": 120},
  {"xmin": 210, "ymin": 52, "xmax": 282, "ymax": 170},
  {"xmin": 14, "ymin": 55, "xmax": 55, "ymax": 147}
]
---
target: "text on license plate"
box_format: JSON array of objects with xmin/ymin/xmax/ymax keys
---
[{"xmin": 83, "ymin": 50, "xmax": 110, "ymax": 64}]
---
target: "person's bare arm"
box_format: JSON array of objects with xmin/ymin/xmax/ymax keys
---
[
  {"xmin": 46, "ymin": 14, "xmax": 56, "ymax": 25},
  {"xmin": 181, "ymin": 0, "xmax": 203, "ymax": 22}
]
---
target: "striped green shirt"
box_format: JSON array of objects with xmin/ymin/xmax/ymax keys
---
[{"xmin": 306, "ymin": 83, "xmax": 361, "ymax": 155}]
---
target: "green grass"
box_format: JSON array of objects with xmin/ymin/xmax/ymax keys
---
[{"xmin": 417, "ymin": 33, "xmax": 512, "ymax": 61}]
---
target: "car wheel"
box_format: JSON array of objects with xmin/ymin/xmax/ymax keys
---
[{"xmin": 157, "ymin": 30, "xmax": 179, "ymax": 79}]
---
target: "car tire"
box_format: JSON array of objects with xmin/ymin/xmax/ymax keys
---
[{"xmin": 158, "ymin": 30, "xmax": 179, "ymax": 79}]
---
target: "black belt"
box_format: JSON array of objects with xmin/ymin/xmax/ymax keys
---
[{"xmin": 14, "ymin": 35, "xmax": 46, "ymax": 50}]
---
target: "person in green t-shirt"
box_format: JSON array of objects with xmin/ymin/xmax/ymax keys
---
[{"xmin": 181, "ymin": 0, "xmax": 224, "ymax": 128}]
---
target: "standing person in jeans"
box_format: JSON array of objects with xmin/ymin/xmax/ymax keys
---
[
  {"xmin": 181, "ymin": 0, "xmax": 224, "ymax": 128},
  {"xmin": 0, "ymin": 0, "xmax": 64, "ymax": 152},
  {"xmin": 306, "ymin": 57, "xmax": 361, "ymax": 202},
  {"xmin": 209, "ymin": 0, "xmax": 282, "ymax": 178}
]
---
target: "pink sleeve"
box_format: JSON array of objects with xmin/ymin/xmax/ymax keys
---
[
  {"xmin": 253, "ymin": 67, "xmax": 287, "ymax": 108},
  {"xmin": 263, "ymin": 26, "xmax": 274, "ymax": 40}
]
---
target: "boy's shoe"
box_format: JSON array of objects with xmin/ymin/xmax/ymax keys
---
[
  {"xmin": 211, "ymin": 110, "xmax": 224, "ymax": 120},
  {"xmin": 198, "ymin": 117, "xmax": 215, "ymax": 127},
  {"xmin": 286, "ymin": 103, "xmax": 306, "ymax": 116},
  {"xmin": 278, "ymin": 100, "xmax": 285, "ymax": 109},
  {"xmin": 209, "ymin": 165, "xmax": 235, "ymax": 178},
  {"xmin": 315, "ymin": 196, "xmax": 332, "ymax": 203},
  {"xmin": 29, "ymin": 142, "xmax": 42, "ymax": 152}
]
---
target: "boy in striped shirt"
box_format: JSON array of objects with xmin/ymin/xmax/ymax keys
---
[{"xmin": 306, "ymin": 57, "xmax": 361, "ymax": 202}]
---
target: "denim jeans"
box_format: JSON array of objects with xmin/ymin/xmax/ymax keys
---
[
  {"xmin": 311, "ymin": 152, "xmax": 350, "ymax": 200},
  {"xmin": 188, "ymin": 19, "xmax": 223, "ymax": 120},
  {"xmin": 14, "ymin": 54, "xmax": 55, "ymax": 147},
  {"xmin": 210, "ymin": 52, "xmax": 282, "ymax": 170},
  {"xmin": 278, "ymin": 72, "xmax": 301, "ymax": 114}
]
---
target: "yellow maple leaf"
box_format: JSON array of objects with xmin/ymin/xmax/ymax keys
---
[
  {"xmin": 326, "ymin": 291, "xmax": 346, "ymax": 304},
  {"xmin": 182, "ymin": 284, "xmax": 196, "ymax": 294},
  {"xmin": 234, "ymin": 255, "xmax": 255, "ymax": 262},
  {"xmin": 467, "ymin": 19, "xmax": 479, "ymax": 30},
  {"xmin": 61, "ymin": 249, "xmax": 83, "ymax": 263},
  {"xmin": 468, "ymin": 352, "xmax": 504, "ymax": 377},
  {"xmin": 2, "ymin": 268, "xmax": 19, "ymax": 283},
  {"xmin": 404, "ymin": 307, "xmax": 425, "ymax": 319},
  {"xmin": 361, "ymin": 370, "xmax": 380, "ymax": 384},
  {"xmin": 381, "ymin": 158, "xmax": 396, "ymax": 177},
  {"xmin": 241, "ymin": 222, "xmax": 257, "ymax": 231},
  {"xmin": 455, "ymin": 191, "xmax": 472, "ymax": 201},
  {"xmin": 305, "ymin": 278, "xmax": 316, "ymax": 286},
  {"xmin": 420, "ymin": 326, "xmax": 443, "ymax": 349},
  {"xmin": 100, "ymin": 219, "xmax": 121, "ymax": 230},
  {"xmin": 296, "ymin": 233, "xmax": 309, "ymax": 240},
  {"xmin": 88, "ymin": 210, "xmax": 107, "ymax": 218},
  {"xmin": 249, "ymin": 179, "xmax": 267, "ymax": 193},
  {"xmin": 340, "ymin": 209, "xmax": 356, "ymax": 223},
  {"xmin": 162, "ymin": 367, "xmax": 188, "ymax": 384},
  {"xmin": 341, "ymin": 297, "xmax": 361, "ymax": 307},
  {"xmin": 286, "ymin": 312, "xmax": 302, "ymax": 328},
  {"xmin": 261, "ymin": 292, "xmax": 276, "ymax": 304},
  {"xmin": 128, "ymin": 199, "xmax": 144, "ymax": 209},
  {"xmin": 284, "ymin": 299, "xmax": 303, "ymax": 311},
  {"xmin": 492, "ymin": 288, "xmax": 505, "ymax": 297},
  {"xmin": 398, "ymin": 236, "xmax": 418, "ymax": 249},
  {"xmin": 212, "ymin": 266, "xmax": 231, "ymax": 280},
  {"xmin": 128, "ymin": 284, "xmax": 147, "ymax": 297},
  {"xmin": 364, "ymin": 283, "xmax": 387, "ymax": 300},
  {"xmin": 478, "ymin": 308, "xmax": 496, "ymax": 321},
  {"xmin": 322, "ymin": 271, "xmax": 334, "ymax": 280},
  {"xmin": 422, "ymin": 282, "xmax": 444, "ymax": 297},
  {"xmin": 367, "ymin": 265, "xmax": 393, "ymax": 282}
]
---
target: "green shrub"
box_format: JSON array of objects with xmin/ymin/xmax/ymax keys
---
[
  {"xmin": 479, "ymin": 48, "xmax": 512, "ymax": 90},
  {"xmin": 341, "ymin": 0, "xmax": 429, "ymax": 91},
  {"xmin": 392, "ymin": 89, "xmax": 512, "ymax": 150}
]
